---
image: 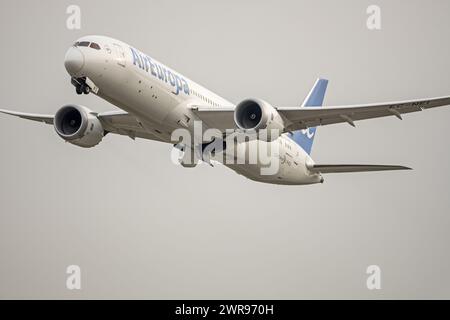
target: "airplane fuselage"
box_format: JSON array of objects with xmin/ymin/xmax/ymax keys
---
[{"xmin": 65, "ymin": 35, "xmax": 323, "ymax": 185}]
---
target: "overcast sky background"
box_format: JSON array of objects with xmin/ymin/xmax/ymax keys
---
[{"xmin": 0, "ymin": 0, "xmax": 450, "ymax": 299}]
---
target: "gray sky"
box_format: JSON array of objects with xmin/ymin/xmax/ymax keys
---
[{"xmin": 0, "ymin": 0, "xmax": 450, "ymax": 299}]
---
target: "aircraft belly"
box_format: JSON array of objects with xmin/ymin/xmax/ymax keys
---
[{"xmin": 228, "ymin": 136, "xmax": 322, "ymax": 185}]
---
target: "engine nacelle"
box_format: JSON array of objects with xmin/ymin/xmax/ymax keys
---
[
  {"xmin": 54, "ymin": 105, "xmax": 104, "ymax": 148},
  {"xmin": 233, "ymin": 98, "xmax": 285, "ymax": 141}
]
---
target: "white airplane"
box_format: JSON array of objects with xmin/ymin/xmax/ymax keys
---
[{"xmin": 1, "ymin": 35, "xmax": 450, "ymax": 185}]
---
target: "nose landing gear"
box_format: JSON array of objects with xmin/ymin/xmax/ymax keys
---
[
  {"xmin": 75, "ymin": 84, "xmax": 90, "ymax": 95},
  {"xmin": 71, "ymin": 77, "xmax": 91, "ymax": 95}
]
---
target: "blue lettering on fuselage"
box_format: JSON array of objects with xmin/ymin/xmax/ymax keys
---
[{"xmin": 130, "ymin": 47, "xmax": 190, "ymax": 96}]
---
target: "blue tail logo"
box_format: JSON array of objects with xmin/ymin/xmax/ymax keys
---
[{"xmin": 288, "ymin": 78, "xmax": 328, "ymax": 155}]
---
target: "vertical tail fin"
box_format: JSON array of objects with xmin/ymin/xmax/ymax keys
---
[{"xmin": 288, "ymin": 78, "xmax": 328, "ymax": 155}]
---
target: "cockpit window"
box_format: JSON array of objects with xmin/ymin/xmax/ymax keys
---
[
  {"xmin": 90, "ymin": 42, "xmax": 101, "ymax": 50},
  {"xmin": 73, "ymin": 41, "xmax": 102, "ymax": 50}
]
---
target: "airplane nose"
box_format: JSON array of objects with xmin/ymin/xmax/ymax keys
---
[{"xmin": 64, "ymin": 47, "xmax": 85, "ymax": 75}]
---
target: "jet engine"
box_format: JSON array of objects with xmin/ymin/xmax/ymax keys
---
[
  {"xmin": 53, "ymin": 105, "xmax": 104, "ymax": 148},
  {"xmin": 233, "ymin": 98, "xmax": 285, "ymax": 141}
]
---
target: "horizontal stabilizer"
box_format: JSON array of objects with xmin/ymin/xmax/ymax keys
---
[{"xmin": 309, "ymin": 164, "xmax": 412, "ymax": 174}]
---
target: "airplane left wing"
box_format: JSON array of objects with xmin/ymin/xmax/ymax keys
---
[
  {"xmin": 0, "ymin": 109, "xmax": 165, "ymax": 143},
  {"xmin": 0, "ymin": 109, "xmax": 54, "ymax": 124},
  {"xmin": 190, "ymin": 106, "xmax": 235, "ymax": 131},
  {"xmin": 191, "ymin": 95, "xmax": 450, "ymax": 132},
  {"xmin": 97, "ymin": 111, "xmax": 165, "ymax": 142}
]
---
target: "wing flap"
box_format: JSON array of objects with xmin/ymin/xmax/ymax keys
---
[{"xmin": 309, "ymin": 164, "xmax": 412, "ymax": 174}]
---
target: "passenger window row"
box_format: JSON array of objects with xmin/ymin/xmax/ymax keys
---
[{"xmin": 190, "ymin": 89, "xmax": 220, "ymax": 107}]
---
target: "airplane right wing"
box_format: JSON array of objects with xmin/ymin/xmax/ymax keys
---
[
  {"xmin": 278, "ymin": 96, "xmax": 450, "ymax": 131},
  {"xmin": 191, "ymin": 95, "xmax": 450, "ymax": 133},
  {"xmin": 308, "ymin": 164, "xmax": 412, "ymax": 174}
]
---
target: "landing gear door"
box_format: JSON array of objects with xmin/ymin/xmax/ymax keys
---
[{"xmin": 113, "ymin": 43, "xmax": 126, "ymax": 67}]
